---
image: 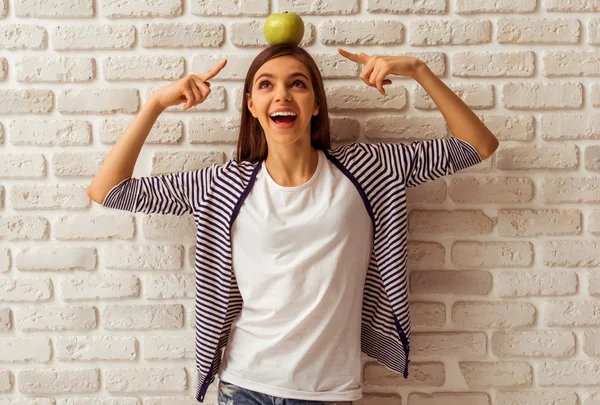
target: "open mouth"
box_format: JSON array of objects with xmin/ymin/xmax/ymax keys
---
[{"xmin": 270, "ymin": 112, "xmax": 297, "ymax": 128}]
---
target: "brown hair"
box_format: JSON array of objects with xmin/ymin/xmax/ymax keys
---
[{"xmin": 236, "ymin": 44, "xmax": 331, "ymax": 162}]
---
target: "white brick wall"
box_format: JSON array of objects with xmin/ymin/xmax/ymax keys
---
[{"xmin": 0, "ymin": 0, "xmax": 598, "ymax": 403}]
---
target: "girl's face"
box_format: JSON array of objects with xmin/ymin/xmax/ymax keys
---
[{"xmin": 247, "ymin": 56, "xmax": 320, "ymax": 148}]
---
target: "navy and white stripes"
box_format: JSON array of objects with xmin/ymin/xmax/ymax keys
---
[{"xmin": 101, "ymin": 137, "xmax": 482, "ymax": 402}]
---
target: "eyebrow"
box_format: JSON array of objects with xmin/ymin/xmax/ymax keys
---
[{"xmin": 254, "ymin": 72, "xmax": 310, "ymax": 83}]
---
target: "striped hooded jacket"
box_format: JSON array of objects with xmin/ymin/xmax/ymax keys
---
[{"xmin": 102, "ymin": 137, "xmax": 481, "ymax": 402}]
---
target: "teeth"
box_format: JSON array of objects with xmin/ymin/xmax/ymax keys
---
[{"xmin": 270, "ymin": 111, "xmax": 297, "ymax": 118}]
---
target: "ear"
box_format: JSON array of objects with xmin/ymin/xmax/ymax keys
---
[
  {"xmin": 313, "ymin": 103, "xmax": 319, "ymax": 116},
  {"xmin": 246, "ymin": 93, "xmax": 257, "ymax": 118}
]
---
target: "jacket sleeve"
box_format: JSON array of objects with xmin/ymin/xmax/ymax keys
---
[
  {"xmin": 391, "ymin": 137, "xmax": 482, "ymax": 188},
  {"xmin": 101, "ymin": 169, "xmax": 209, "ymax": 215}
]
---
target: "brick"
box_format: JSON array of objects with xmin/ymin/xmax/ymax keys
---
[
  {"xmin": 102, "ymin": 0, "xmax": 182, "ymax": 17},
  {"xmin": 327, "ymin": 85, "xmax": 406, "ymax": 111},
  {"xmin": 192, "ymin": 53, "xmax": 255, "ymax": 81},
  {"xmin": 460, "ymin": 362, "xmax": 532, "ymax": 387},
  {"xmin": 504, "ymin": 141, "xmax": 579, "ymax": 168},
  {"xmin": 502, "ymin": 82, "xmax": 582, "ymax": 109},
  {"xmin": 146, "ymin": 86, "xmax": 225, "ymax": 112},
  {"xmin": 0, "ymin": 369, "xmax": 12, "ymax": 392},
  {"xmin": 16, "ymin": 246, "xmax": 96, "ymax": 272},
  {"xmin": 0, "ymin": 337, "xmax": 51, "ymax": 362},
  {"xmin": 452, "ymin": 241, "xmax": 533, "ymax": 268},
  {"xmin": 452, "ymin": 301, "xmax": 536, "ymax": 328},
  {"xmin": 497, "ymin": 18, "xmax": 580, "ymax": 44},
  {"xmin": 59, "ymin": 399, "xmax": 139, "ymax": 405},
  {"xmin": 543, "ymin": 51, "xmax": 600, "ymax": 77},
  {"xmin": 191, "ymin": 0, "xmax": 268, "ymax": 15},
  {"xmin": 585, "ymin": 392, "xmax": 600, "ymax": 405},
  {"xmin": 543, "ymin": 114, "xmax": 600, "ymax": 141},
  {"xmin": 58, "ymin": 88, "xmax": 138, "ymax": 114},
  {"xmin": 409, "ymin": 19, "xmax": 491, "ymax": 46},
  {"xmin": 321, "ymin": 20, "xmax": 403, "ymax": 45},
  {"xmin": 0, "ymin": 25, "xmax": 47, "ymax": 49},
  {"xmin": 141, "ymin": 23, "xmax": 223, "ymax": 48},
  {"xmin": 584, "ymin": 331, "xmax": 600, "ymax": 356},
  {"xmin": 592, "ymin": 84, "xmax": 600, "ymax": 108},
  {"xmin": 0, "ymin": 309, "xmax": 11, "ymax": 331},
  {"xmin": 585, "ymin": 146, "xmax": 600, "ymax": 171},
  {"xmin": 189, "ymin": 117, "xmax": 239, "ymax": 144},
  {"xmin": 449, "ymin": 177, "xmax": 534, "ymax": 204},
  {"xmin": 145, "ymin": 274, "xmax": 194, "ymax": 300},
  {"xmin": 543, "ymin": 241, "xmax": 600, "ymax": 267},
  {"xmin": 0, "ymin": 398, "xmax": 56, "ymax": 405},
  {"xmin": 411, "ymin": 332, "xmax": 486, "ymax": 357},
  {"xmin": 19, "ymin": 369, "xmax": 99, "ymax": 394},
  {"xmin": 497, "ymin": 271, "xmax": 578, "ymax": 297},
  {"xmin": 408, "ymin": 242, "xmax": 445, "ymax": 270},
  {"xmin": 410, "ymin": 271, "xmax": 492, "ymax": 295},
  {"xmin": 539, "ymin": 362, "xmax": 600, "ymax": 386},
  {"xmin": 0, "ymin": 58, "xmax": 6, "ymax": 82},
  {"xmin": 498, "ymin": 209, "xmax": 581, "ymax": 237},
  {"xmin": 143, "ymin": 214, "xmax": 195, "ymax": 241},
  {"xmin": 104, "ymin": 245, "xmax": 183, "ymax": 271},
  {"xmin": 411, "ymin": 302, "xmax": 445, "ymax": 327},
  {"xmin": 53, "ymin": 25, "xmax": 135, "ymax": 50},
  {"xmin": 409, "ymin": 393, "xmax": 490, "ymax": 405},
  {"xmin": 16, "ymin": 306, "xmax": 96, "ymax": 331},
  {"xmin": 103, "ymin": 56, "xmax": 184, "ymax": 81},
  {"xmin": 0, "ymin": 217, "xmax": 48, "ymax": 240},
  {"xmin": 0, "ymin": 154, "xmax": 45, "ymax": 178},
  {"xmin": 57, "ymin": 336, "xmax": 136, "ymax": 361},
  {"xmin": 144, "ymin": 336, "xmax": 194, "ymax": 360},
  {"xmin": 546, "ymin": 0, "xmax": 600, "ymax": 11},
  {"xmin": 15, "ymin": 0, "xmax": 92, "ymax": 16},
  {"xmin": 313, "ymin": 53, "xmax": 362, "ymax": 79},
  {"xmin": 0, "ymin": 0, "xmax": 5, "ymax": 17},
  {"xmin": 11, "ymin": 185, "xmax": 88, "ymax": 210},
  {"xmin": 453, "ymin": 51, "xmax": 534, "ymax": 77},
  {"xmin": 0, "ymin": 278, "xmax": 52, "ymax": 302},
  {"xmin": 408, "ymin": 210, "xmax": 492, "ymax": 236},
  {"xmin": 590, "ymin": 210, "xmax": 600, "ymax": 236},
  {"xmin": 406, "ymin": 179, "xmax": 447, "ymax": 204},
  {"xmin": 105, "ymin": 304, "xmax": 183, "ymax": 330},
  {"xmin": 456, "ymin": 0, "xmax": 535, "ymax": 12},
  {"xmin": 105, "ymin": 367, "xmax": 186, "ymax": 392},
  {"xmin": 151, "ymin": 150, "xmax": 224, "ymax": 175},
  {"xmin": 545, "ymin": 301, "xmax": 600, "ymax": 326},
  {"xmin": 364, "ymin": 362, "xmax": 444, "ymax": 387},
  {"xmin": 496, "ymin": 392, "xmax": 577, "ymax": 405},
  {"xmin": 491, "ymin": 331, "xmax": 575, "ymax": 357},
  {"xmin": 415, "ymin": 83, "xmax": 493, "ymax": 109},
  {"xmin": 61, "ymin": 275, "xmax": 139, "ymax": 301},
  {"xmin": 52, "ymin": 152, "xmax": 107, "ymax": 177},
  {"xmin": 358, "ymin": 394, "xmax": 402, "ymax": 405},
  {"xmin": 591, "ymin": 19, "xmax": 600, "ymax": 44},
  {"xmin": 233, "ymin": 20, "xmax": 313, "ymax": 47},
  {"xmin": 0, "ymin": 90, "xmax": 53, "ymax": 114},
  {"xmin": 100, "ymin": 118, "xmax": 182, "ymax": 144},
  {"xmin": 365, "ymin": 115, "xmax": 446, "ymax": 141},
  {"xmin": 331, "ymin": 116, "xmax": 360, "ymax": 143},
  {"xmin": 16, "ymin": 57, "xmax": 94, "ymax": 82},
  {"xmin": 54, "ymin": 214, "xmax": 135, "ymax": 240},
  {"xmin": 367, "ymin": 0, "xmax": 444, "ymax": 13},
  {"xmin": 10, "ymin": 120, "xmax": 91, "ymax": 145},
  {"xmin": 0, "ymin": 248, "xmax": 9, "ymax": 272},
  {"xmin": 543, "ymin": 177, "xmax": 600, "ymax": 203},
  {"xmin": 591, "ymin": 272, "xmax": 600, "ymax": 296}
]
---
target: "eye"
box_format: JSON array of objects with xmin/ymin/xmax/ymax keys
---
[
  {"xmin": 293, "ymin": 80, "xmax": 305, "ymax": 87},
  {"xmin": 258, "ymin": 79, "xmax": 271, "ymax": 89}
]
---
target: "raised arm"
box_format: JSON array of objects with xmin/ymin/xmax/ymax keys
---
[
  {"xmin": 87, "ymin": 59, "xmax": 227, "ymax": 205},
  {"xmin": 338, "ymin": 49, "xmax": 499, "ymax": 160}
]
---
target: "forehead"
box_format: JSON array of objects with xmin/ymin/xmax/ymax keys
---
[{"xmin": 253, "ymin": 55, "xmax": 310, "ymax": 80}]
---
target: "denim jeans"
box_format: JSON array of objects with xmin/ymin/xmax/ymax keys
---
[{"xmin": 218, "ymin": 380, "xmax": 353, "ymax": 405}]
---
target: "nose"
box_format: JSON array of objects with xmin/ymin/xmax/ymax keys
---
[{"xmin": 274, "ymin": 85, "xmax": 292, "ymax": 101}]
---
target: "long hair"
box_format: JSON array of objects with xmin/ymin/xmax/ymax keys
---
[{"xmin": 236, "ymin": 44, "xmax": 331, "ymax": 162}]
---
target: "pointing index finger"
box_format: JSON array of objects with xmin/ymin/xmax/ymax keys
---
[
  {"xmin": 338, "ymin": 48, "xmax": 368, "ymax": 65},
  {"xmin": 197, "ymin": 59, "xmax": 227, "ymax": 82}
]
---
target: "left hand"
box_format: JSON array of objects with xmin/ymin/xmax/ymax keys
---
[{"xmin": 338, "ymin": 48, "xmax": 424, "ymax": 95}]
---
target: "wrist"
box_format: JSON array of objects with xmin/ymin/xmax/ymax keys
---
[
  {"xmin": 146, "ymin": 95, "xmax": 166, "ymax": 114},
  {"xmin": 410, "ymin": 60, "xmax": 431, "ymax": 81}
]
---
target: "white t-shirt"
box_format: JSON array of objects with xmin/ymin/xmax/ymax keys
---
[{"xmin": 218, "ymin": 149, "xmax": 373, "ymax": 402}]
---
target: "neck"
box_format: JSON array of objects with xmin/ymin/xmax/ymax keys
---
[{"xmin": 264, "ymin": 140, "xmax": 319, "ymax": 187}]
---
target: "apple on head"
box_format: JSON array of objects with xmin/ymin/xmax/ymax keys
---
[{"xmin": 264, "ymin": 12, "xmax": 304, "ymax": 46}]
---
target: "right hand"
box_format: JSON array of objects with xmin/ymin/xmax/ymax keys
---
[{"xmin": 150, "ymin": 59, "xmax": 227, "ymax": 110}]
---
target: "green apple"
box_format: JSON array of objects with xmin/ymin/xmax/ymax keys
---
[{"xmin": 264, "ymin": 12, "xmax": 304, "ymax": 46}]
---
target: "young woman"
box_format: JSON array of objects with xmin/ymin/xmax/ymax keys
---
[{"xmin": 88, "ymin": 45, "xmax": 499, "ymax": 405}]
